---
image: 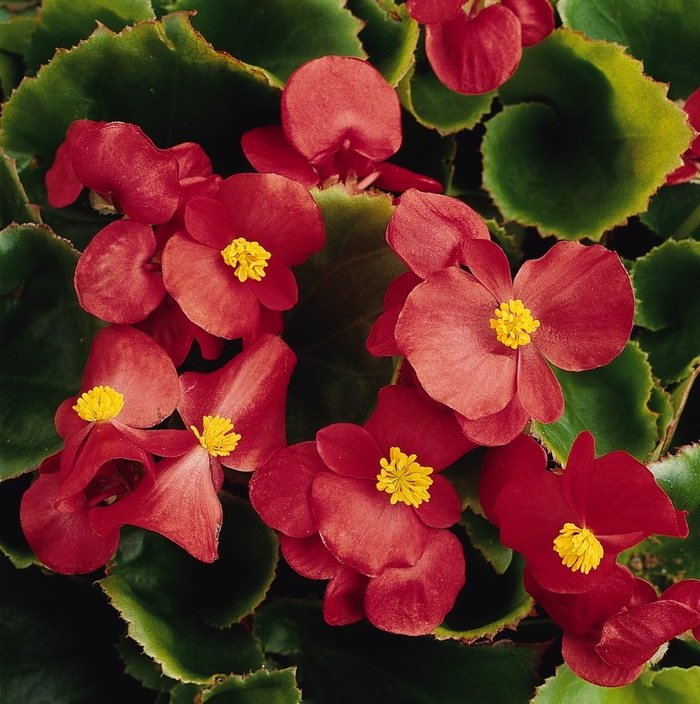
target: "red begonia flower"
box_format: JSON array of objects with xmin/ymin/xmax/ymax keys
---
[
  {"xmin": 665, "ymin": 87, "xmax": 700, "ymax": 185},
  {"xmin": 484, "ymin": 432, "xmax": 688, "ymax": 594},
  {"xmin": 20, "ymin": 453, "xmax": 121, "ymax": 574},
  {"xmin": 367, "ymin": 189, "xmax": 490, "ymax": 357},
  {"xmin": 46, "ymin": 121, "xmax": 182, "ymax": 224},
  {"xmin": 407, "ymin": 0, "xmax": 554, "ymax": 95},
  {"xmin": 90, "ymin": 334, "xmax": 295, "ymax": 562},
  {"xmin": 241, "ymin": 56, "xmax": 442, "ymax": 194},
  {"xmin": 53, "ymin": 325, "xmax": 180, "ymax": 501},
  {"xmin": 395, "ymin": 239, "xmax": 635, "ymax": 445},
  {"xmin": 162, "ymin": 172, "xmax": 325, "ymax": 340}
]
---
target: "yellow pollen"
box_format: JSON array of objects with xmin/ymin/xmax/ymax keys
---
[
  {"xmin": 376, "ymin": 446, "xmax": 433, "ymax": 508},
  {"xmin": 73, "ymin": 385, "xmax": 124, "ymax": 422},
  {"xmin": 490, "ymin": 299, "xmax": 540, "ymax": 349},
  {"xmin": 221, "ymin": 238, "xmax": 271, "ymax": 282},
  {"xmin": 553, "ymin": 522, "xmax": 604, "ymax": 574},
  {"xmin": 191, "ymin": 415, "xmax": 241, "ymax": 457}
]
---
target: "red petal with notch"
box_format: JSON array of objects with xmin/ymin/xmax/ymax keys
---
[
  {"xmin": 425, "ymin": 6, "xmax": 522, "ymax": 95},
  {"xmin": 460, "ymin": 239, "xmax": 514, "ymax": 303},
  {"xmin": 282, "ymin": 56, "xmax": 402, "ymax": 165}
]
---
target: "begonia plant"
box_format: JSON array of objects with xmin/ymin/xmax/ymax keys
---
[{"xmin": 1, "ymin": 1, "xmax": 699, "ymax": 701}]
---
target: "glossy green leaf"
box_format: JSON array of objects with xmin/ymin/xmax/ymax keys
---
[
  {"xmin": 483, "ymin": 29, "xmax": 692, "ymax": 241},
  {"xmin": 0, "ymin": 555, "xmax": 156, "ymax": 703},
  {"xmin": 199, "ymin": 669, "xmax": 301, "ymax": 704},
  {"xmin": 254, "ymin": 599, "xmax": 542, "ymax": 704},
  {"xmin": 621, "ymin": 506, "xmax": 700, "ymax": 591},
  {"xmin": 116, "ymin": 636, "xmax": 179, "ymax": 693},
  {"xmin": 283, "ymin": 186, "xmax": 403, "ymax": 441},
  {"xmin": 166, "ymin": 0, "xmax": 365, "ymax": 83},
  {"xmin": 99, "ymin": 494, "xmax": 277, "ymax": 684},
  {"xmin": 533, "ymin": 342, "xmax": 662, "ymax": 464},
  {"xmin": 651, "ymin": 444, "xmax": 700, "ymax": 513},
  {"xmin": 632, "ymin": 239, "xmax": 700, "ymax": 383},
  {"xmin": 559, "ymin": 0, "xmax": 700, "ymax": 100},
  {"xmin": 397, "ymin": 36, "xmax": 494, "ymax": 135},
  {"xmin": 459, "ymin": 510, "xmax": 513, "ymax": 576},
  {"xmin": 533, "ymin": 664, "xmax": 700, "ymax": 704},
  {"xmin": 0, "ymin": 148, "xmax": 40, "ymax": 228},
  {"xmin": 641, "ymin": 183, "xmax": 700, "ymax": 241},
  {"xmin": 0, "ymin": 223, "xmax": 101, "ymax": 480},
  {"xmin": 0, "ymin": 12, "xmax": 281, "ymax": 250},
  {"xmin": 346, "ymin": 0, "xmax": 418, "ymax": 87},
  {"xmin": 24, "ymin": 0, "xmax": 155, "ymax": 74}
]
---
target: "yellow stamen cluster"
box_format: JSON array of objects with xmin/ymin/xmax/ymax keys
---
[
  {"xmin": 73, "ymin": 385, "xmax": 124, "ymax": 422},
  {"xmin": 191, "ymin": 415, "xmax": 241, "ymax": 457},
  {"xmin": 553, "ymin": 522, "xmax": 604, "ymax": 574},
  {"xmin": 490, "ymin": 299, "xmax": 540, "ymax": 349},
  {"xmin": 376, "ymin": 446, "xmax": 433, "ymax": 508},
  {"xmin": 221, "ymin": 238, "xmax": 271, "ymax": 282}
]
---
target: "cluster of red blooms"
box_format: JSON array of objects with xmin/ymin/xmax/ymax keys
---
[{"xmin": 20, "ymin": 55, "xmax": 694, "ymax": 683}]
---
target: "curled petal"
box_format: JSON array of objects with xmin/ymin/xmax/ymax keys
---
[
  {"xmin": 282, "ymin": 56, "xmax": 402, "ymax": 165},
  {"xmin": 166, "ymin": 141, "xmax": 213, "ymax": 180},
  {"xmin": 373, "ymin": 162, "xmax": 442, "ymax": 195},
  {"xmin": 324, "ymin": 566, "xmax": 370, "ymax": 626},
  {"xmin": 280, "ymin": 533, "xmax": 343, "ymax": 580},
  {"xmin": 425, "ymin": 6, "xmax": 522, "ymax": 95}
]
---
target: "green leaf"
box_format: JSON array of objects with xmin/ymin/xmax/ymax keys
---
[
  {"xmin": 24, "ymin": 0, "xmax": 155, "ymax": 74},
  {"xmin": 483, "ymin": 29, "xmax": 692, "ymax": 241},
  {"xmin": 641, "ymin": 183, "xmax": 700, "ymax": 241},
  {"xmin": 435, "ymin": 542, "xmax": 532, "ymax": 642},
  {"xmin": 0, "ymin": 16, "xmax": 37, "ymax": 56},
  {"xmin": 620, "ymin": 505, "xmax": 700, "ymax": 591},
  {"xmin": 533, "ymin": 664, "xmax": 700, "ymax": 704},
  {"xmin": 346, "ymin": 0, "xmax": 418, "ymax": 87},
  {"xmin": 99, "ymin": 494, "xmax": 277, "ymax": 684},
  {"xmin": 165, "ymin": 0, "xmax": 365, "ymax": 83},
  {"xmin": 397, "ymin": 35, "xmax": 494, "ymax": 135},
  {"xmin": 459, "ymin": 510, "xmax": 513, "ymax": 576},
  {"xmin": 0, "ymin": 12, "xmax": 281, "ymax": 250},
  {"xmin": 116, "ymin": 636, "xmax": 179, "ymax": 693},
  {"xmin": 0, "ymin": 555, "xmax": 157, "ymax": 704},
  {"xmin": 0, "ymin": 148, "xmax": 40, "ymax": 228},
  {"xmin": 283, "ymin": 186, "xmax": 403, "ymax": 441},
  {"xmin": 199, "ymin": 669, "xmax": 301, "ymax": 704},
  {"xmin": 0, "ymin": 223, "xmax": 101, "ymax": 480},
  {"xmin": 651, "ymin": 444, "xmax": 700, "ymax": 513},
  {"xmin": 533, "ymin": 342, "xmax": 662, "ymax": 464},
  {"xmin": 254, "ymin": 599, "xmax": 542, "ymax": 704},
  {"xmin": 632, "ymin": 239, "xmax": 700, "ymax": 383},
  {"xmin": 559, "ymin": 0, "xmax": 700, "ymax": 100}
]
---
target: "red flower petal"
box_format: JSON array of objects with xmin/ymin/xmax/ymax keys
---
[
  {"xmin": 373, "ymin": 162, "xmax": 443, "ymax": 194},
  {"xmin": 456, "ymin": 395, "xmax": 531, "ymax": 447},
  {"xmin": 79, "ymin": 325, "xmax": 180, "ymax": 429},
  {"xmin": 514, "ymin": 241, "xmax": 634, "ymax": 372},
  {"xmin": 166, "ymin": 141, "xmax": 213, "ymax": 180},
  {"xmin": 387, "ymin": 190, "xmax": 489, "ymax": 279},
  {"xmin": 249, "ymin": 442, "xmax": 324, "ymax": 537},
  {"xmin": 363, "ymin": 385, "xmax": 475, "ymax": 471},
  {"xmin": 71, "ymin": 122, "xmax": 181, "ymax": 224},
  {"xmin": 396, "ymin": 268, "xmax": 517, "ymax": 419},
  {"xmin": 460, "ymin": 239, "xmax": 514, "ymax": 303},
  {"xmin": 20, "ymin": 454, "xmax": 120, "ymax": 574},
  {"xmin": 364, "ymin": 530, "xmax": 465, "ymax": 636},
  {"xmin": 502, "ymin": 0, "xmax": 554, "ymax": 47},
  {"xmin": 162, "ymin": 232, "xmax": 261, "ymax": 339},
  {"xmin": 241, "ymin": 126, "xmax": 320, "ymax": 188},
  {"xmin": 414, "ymin": 474, "xmax": 462, "ymax": 528},
  {"xmin": 312, "ymin": 472, "xmax": 430, "ymax": 576},
  {"xmin": 74, "ymin": 220, "xmax": 165, "ymax": 324},
  {"xmin": 324, "ymin": 566, "xmax": 370, "ymax": 626},
  {"xmin": 249, "ymin": 259, "xmax": 298, "ymax": 311},
  {"xmin": 425, "ymin": 6, "xmax": 522, "ymax": 95},
  {"xmin": 184, "ymin": 197, "xmax": 235, "ymax": 249},
  {"xmin": 316, "ymin": 423, "xmax": 384, "ymax": 480},
  {"xmin": 279, "ymin": 532, "xmax": 343, "ymax": 579},
  {"xmin": 516, "ymin": 342, "xmax": 564, "ymax": 423},
  {"xmin": 282, "ymin": 56, "xmax": 402, "ymax": 165},
  {"xmin": 134, "ymin": 295, "xmax": 195, "ymax": 367},
  {"xmin": 406, "ymin": 0, "xmax": 465, "ymax": 24}
]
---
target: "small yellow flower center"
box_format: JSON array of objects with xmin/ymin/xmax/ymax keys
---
[
  {"xmin": 376, "ymin": 446, "xmax": 433, "ymax": 508},
  {"xmin": 72, "ymin": 385, "xmax": 124, "ymax": 422},
  {"xmin": 490, "ymin": 299, "xmax": 540, "ymax": 349},
  {"xmin": 553, "ymin": 522, "xmax": 604, "ymax": 574},
  {"xmin": 221, "ymin": 238, "xmax": 271, "ymax": 282},
  {"xmin": 191, "ymin": 415, "xmax": 241, "ymax": 457}
]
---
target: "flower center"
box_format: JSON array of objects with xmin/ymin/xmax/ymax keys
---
[
  {"xmin": 490, "ymin": 299, "xmax": 540, "ymax": 349},
  {"xmin": 191, "ymin": 415, "xmax": 241, "ymax": 457},
  {"xmin": 553, "ymin": 522, "xmax": 604, "ymax": 574},
  {"xmin": 376, "ymin": 446, "xmax": 433, "ymax": 508},
  {"xmin": 221, "ymin": 238, "xmax": 271, "ymax": 282},
  {"xmin": 73, "ymin": 385, "xmax": 124, "ymax": 422}
]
